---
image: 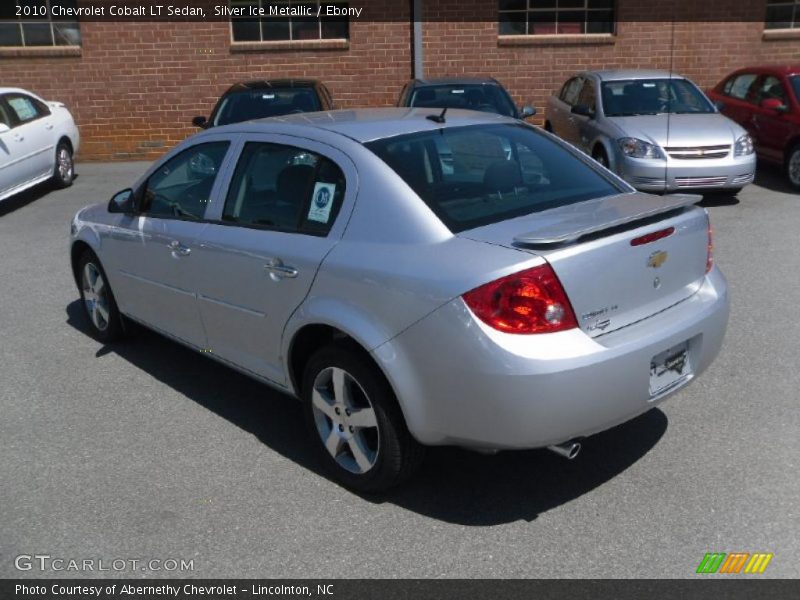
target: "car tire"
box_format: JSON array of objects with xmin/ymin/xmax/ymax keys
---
[
  {"xmin": 53, "ymin": 140, "xmax": 75, "ymax": 189},
  {"xmin": 77, "ymin": 251, "xmax": 125, "ymax": 343},
  {"xmin": 593, "ymin": 146, "xmax": 610, "ymax": 169},
  {"xmin": 302, "ymin": 343, "xmax": 424, "ymax": 492},
  {"xmin": 786, "ymin": 143, "xmax": 800, "ymax": 190}
]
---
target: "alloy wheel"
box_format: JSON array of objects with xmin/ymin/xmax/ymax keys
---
[
  {"xmin": 311, "ymin": 366, "xmax": 380, "ymax": 474},
  {"xmin": 789, "ymin": 149, "xmax": 800, "ymax": 187},
  {"xmin": 58, "ymin": 147, "xmax": 74, "ymax": 183},
  {"xmin": 82, "ymin": 262, "xmax": 110, "ymax": 332}
]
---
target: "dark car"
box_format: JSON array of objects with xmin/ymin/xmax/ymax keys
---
[
  {"xmin": 397, "ymin": 77, "xmax": 535, "ymax": 120},
  {"xmin": 192, "ymin": 79, "xmax": 334, "ymax": 128},
  {"xmin": 708, "ymin": 65, "xmax": 800, "ymax": 189}
]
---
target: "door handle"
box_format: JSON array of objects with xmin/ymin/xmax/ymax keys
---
[
  {"xmin": 264, "ymin": 258, "xmax": 298, "ymax": 280},
  {"xmin": 168, "ymin": 240, "xmax": 191, "ymax": 256},
  {"xmin": 13, "ymin": 134, "xmax": 24, "ymax": 142},
  {"xmin": 45, "ymin": 123, "xmax": 54, "ymax": 130}
]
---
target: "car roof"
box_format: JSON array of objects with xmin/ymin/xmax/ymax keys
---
[
  {"xmin": 409, "ymin": 77, "xmax": 502, "ymax": 87},
  {"xmin": 728, "ymin": 65, "xmax": 800, "ymax": 76},
  {"xmin": 225, "ymin": 79, "xmax": 321, "ymax": 93},
  {"xmin": 585, "ymin": 70, "xmax": 686, "ymax": 82},
  {"xmin": 211, "ymin": 107, "xmax": 513, "ymax": 143},
  {"xmin": 0, "ymin": 87, "xmax": 36, "ymax": 95}
]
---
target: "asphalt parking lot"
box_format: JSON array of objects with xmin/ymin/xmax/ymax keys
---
[{"xmin": 1, "ymin": 162, "xmax": 798, "ymax": 579}]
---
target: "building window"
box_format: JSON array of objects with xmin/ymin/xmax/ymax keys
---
[
  {"xmin": 0, "ymin": 1, "xmax": 81, "ymax": 47},
  {"xmin": 765, "ymin": 1, "xmax": 800, "ymax": 29},
  {"xmin": 498, "ymin": 0, "xmax": 615, "ymax": 36},
  {"xmin": 230, "ymin": 1, "xmax": 349, "ymax": 42}
]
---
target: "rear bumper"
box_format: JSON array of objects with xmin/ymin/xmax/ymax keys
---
[
  {"xmin": 374, "ymin": 267, "xmax": 729, "ymax": 449},
  {"xmin": 618, "ymin": 154, "xmax": 756, "ymax": 192}
]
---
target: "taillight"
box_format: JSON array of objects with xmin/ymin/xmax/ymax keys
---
[
  {"xmin": 462, "ymin": 263, "xmax": 578, "ymax": 334},
  {"xmin": 706, "ymin": 221, "xmax": 714, "ymax": 273}
]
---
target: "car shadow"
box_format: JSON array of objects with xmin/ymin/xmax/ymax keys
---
[
  {"xmin": 66, "ymin": 300, "xmax": 668, "ymax": 526},
  {"xmin": 0, "ymin": 174, "xmax": 80, "ymax": 217},
  {"xmin": 753, "ymin": 163, "xmax": 795, "ymax": 194}
]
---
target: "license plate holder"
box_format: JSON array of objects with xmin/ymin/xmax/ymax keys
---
[{"xmin": 649, "ymin": 341, "xmax": 692, "ymax": 397}]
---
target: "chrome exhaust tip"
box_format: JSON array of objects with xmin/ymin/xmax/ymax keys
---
[{"xmin": 547, "ymin": 440, "xmax": 581, "ymax": 460}]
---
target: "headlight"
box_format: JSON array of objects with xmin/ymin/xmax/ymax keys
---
[
  {"xmin": 618, "ymin": 137, "xmax": 665, "ymax": 159},
  {"xmin": 734, "ymin": 133, "xmax": 754, "ymax": 156}
]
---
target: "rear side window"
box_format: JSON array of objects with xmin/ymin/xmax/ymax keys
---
[
  {"xmin": 725, "ymin": 73, "xmax": 758, "ymax": 101},
  {"xmin": 366, "ymin": 124, "xmax": 623, "ymax": 233},
  {"xmin": 4, "ymin": 94, "xmax": 48, "ymax": 123},
  {"xmin": 222, "ymin": 142, "xmax": 345, "ymax": 236}
]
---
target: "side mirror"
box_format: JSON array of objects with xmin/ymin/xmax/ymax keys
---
[
  {"xmin": 192, "ymin": 116, "xmax": 208, "ymax": 128},
  {"xmin": 519, "ymin": 104, "xmax": 537, "ymax": 119},
  {"xmin": 0, "ymin": 123, "xmax": 10, "ymax": 134},
  {"xmin": 713, "ymin": 100, "xmax": 726, "ymax": 112},
  {"xmin": 571, "ymin": 104, "xmax": 595, "ymax": 118},
  {"xmin": 760, "ymin": 98, "xmax": 788, "ymax": 113},
  {"xmin": 108, "ymin": 189, "xmax": 135, "ymax": 214}
]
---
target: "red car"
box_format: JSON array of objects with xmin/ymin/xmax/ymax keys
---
[{"xmin": 708, "ymin": 65, "xmax": 800, "ymax": 189}]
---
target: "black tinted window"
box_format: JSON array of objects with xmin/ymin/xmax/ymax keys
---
[
  {"xmin": 213, "ymin": 88, "xmax": 321, "ymax": 126},
  {"xmin": 223, "ymin": 142, "xmax": 345, "ymax": 235},
  {"xmin": 141, "ymin": 142, "xmax": 229, "ymax": 219},
  {"xmin": 409, "ymin": 84, "xmax": 517, "ymax": 117},
  {"xmin": 725, "ymin": 73, "xmax": 758, "ymax": 101},
  {"xmin": 791, "ymin": 76, "xmax": 800, "ymax": 103},
  {"xmin": 366, "ymin": 124, "xmax": 622, "ymax": 233}
]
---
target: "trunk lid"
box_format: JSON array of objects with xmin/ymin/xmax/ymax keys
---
[{"xmin": 459, "ymin": 192, "xmax": 709, "ymax": 336}]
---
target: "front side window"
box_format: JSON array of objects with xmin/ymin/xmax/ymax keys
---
[
  {"xmin": 212, "ymin": 88, "xmax": 322, "ymax": 126},
  {"xmin": 366, "ymin": 124, "xmax": 622, "ymax": 233},
  {"xmin": 790, "ymin": 76, "xmax": 800, "ymax": 103},
  {"xmin": 222, "ymin": 142, "xmax": 345, "ymax": 235},
  {"xmin": 0, "ymin": 1, "xmax": 81, "ymax": 47},
  {"xmin": 577, "ymin": 78, "xmax": 596, "ymax": 111},
  {"xmin": 498, "ymin": 0, "xmax": 615, "ymax": 36},
  {"xmin": 141, "ymin": 142, "xmax": 230, "ymax": 220},
  {"xmin": 755, "ymin": 76, "xmax": 788, "ymax": 105},
  {"xmin": 230, "ymin": 0, "xmax": 349, "ymax": 42},
  {"xmin": 408, "ymin": 84, "xmax": 517, "ymax": 118},
  {"xmin": 601, "ymin": 79, "xmax": 715, "ymax": 117},
  {"xmin": 765, "ymin": 1, "xmax": 800, "ymax": 29}
]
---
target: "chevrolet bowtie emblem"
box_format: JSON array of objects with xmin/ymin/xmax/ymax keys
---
[{"xmin": 647, "ymin": 250, "xmax": 668, "ymax": 268}]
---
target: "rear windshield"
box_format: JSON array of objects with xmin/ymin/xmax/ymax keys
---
[
  {"xmin": 365, "ymin": 124, "xmax": 624, "ymax": 233},
  {"xmin": 409, "ymin": 84, "xmax": 517, "ymax": 118},
  {"xmin": 601, "ymin": 78, "xmax": 714, "ymax": 117},
  {"xmin": 213, "ymin": 88, "xmax": 321, "ymax": 126}
]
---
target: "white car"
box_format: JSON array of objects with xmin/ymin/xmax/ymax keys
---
[{"xmin": 0, "ymin": 87, "xmax": 80, "ymax": 202}]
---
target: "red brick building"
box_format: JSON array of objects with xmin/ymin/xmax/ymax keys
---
[{"xmin": 1, "ymin": 0, "xmax": 798, "ymax": 160}]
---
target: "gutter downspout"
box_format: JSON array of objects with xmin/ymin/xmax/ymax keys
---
[{"xmin": 412, "ymin": 0, "xmax": 424, "ymax": 79}]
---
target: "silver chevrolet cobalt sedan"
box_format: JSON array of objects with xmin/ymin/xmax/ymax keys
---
[{"xmin": 70, "ymin": 108, "xmax": 729, "ymax": 491}]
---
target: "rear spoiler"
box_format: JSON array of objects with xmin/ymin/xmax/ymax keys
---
[{"xmin": 513, "ymin": 193, "xmax": 702, "ymax": 246}]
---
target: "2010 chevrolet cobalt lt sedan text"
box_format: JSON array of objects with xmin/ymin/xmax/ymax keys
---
[{"xmin": 69, "ymin": 109, "xmax": 729, "ymax": 491}]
